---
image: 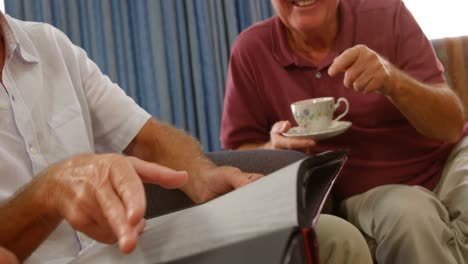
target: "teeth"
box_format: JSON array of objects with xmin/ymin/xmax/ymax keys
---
[{"xmin": 293, "ymin": 0, "xmax": 317, "ymax": 7}]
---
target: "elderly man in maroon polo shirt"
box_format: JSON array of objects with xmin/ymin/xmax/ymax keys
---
[{"xmin": 221, "ymin": 0, "xmax": 468, "ymax": 263}]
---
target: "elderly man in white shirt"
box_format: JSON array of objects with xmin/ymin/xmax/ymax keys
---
[{"xmin": 0, "ymin": 12, "xmax": 262, "ymax": 263}]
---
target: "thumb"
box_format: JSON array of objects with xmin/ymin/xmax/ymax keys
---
[
  {"xmin": 272, "ymin": 121, "xmax": 291, "ymax": 134},
  {"xmin": 280, "ymin": 121, "xmax": 292, "ymax": 133},
  {"xmin": 128, "ymin": 157, "xmax": 188, "ymax": 189}
]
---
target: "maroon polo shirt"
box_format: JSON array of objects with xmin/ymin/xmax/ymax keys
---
[{"xmin": 220, "ymin": 0, "xmax": 466, "ymax": 200}]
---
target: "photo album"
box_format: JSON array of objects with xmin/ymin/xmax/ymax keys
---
[{"xmin": 71, "ymin": 149, "xmax": 348, "ymax": 264}]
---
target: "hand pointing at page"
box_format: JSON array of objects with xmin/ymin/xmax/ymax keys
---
[{"xmin": 0, "ymin": 154, "xmax": 188, "ymax": 259}]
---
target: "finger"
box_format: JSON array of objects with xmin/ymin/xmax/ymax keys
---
[
  {"xmin": 246, "ymin": 173, "xmax": 263, "ymax": 182},
  {"xmin": 120, "ymin": 218, "xmax": 146, "ymax": 250},
  {"xmin": 136, "ymin": 218, "xmax": 147, "ymax": 235},
  {"xmin": 271, "ymin": 121, "xmax": 291, "ymax": 134},
  {"xmin": 94, "ymin": 180, "xmax": 135, "ymax": 254},
  {"xmin": 285, "ymin": 138, "xmax": 316, "ymax": 149},
  {"xmin": 274, "ymin": 136, "xmax": 315, "ymax": 150},
  {"xmin": 128, "ymin": 157, "xmax": 188, "ymax": 188},
  {"xmin": 118, "ymin": 218, "xmax": 147, "ymax": 254},
  {"xmin": 237, "ymin": 173, "xmax": 263, "ymax": 187},
  {"xmin": 109, "ymin": 160, "xmax": 146, "ymax": 225},
  {"xmin": 63, "ymin": 203, "xmax": 117, "ymax": 244},
  {"xmin": 281, "ymin": 121, "xmax": 292, "ymax": 133},
  {"xmin": 352, "ymin": 68, "xmax": 373, "ymax": 92},
  {"xmin": 303, "ymin": 147, "xmax": 313, "ymax": 155},
  {"xmin": 363, "ymin": 77, "xmax": 384, "ymax": 94},
  {"xmin": 223, "ymin": 172, "xmax": 255, "ymax": 189},
  {"xmin": 328, "ymin": 46, "xmax": 361, "ymax": 76},
  {"xmin": 343, "ymin": 65, "xmax": 366, "ymax": 89},
  {"xmin": 75, "ymin": 187, "xmax": 117, "ymax": 243}
]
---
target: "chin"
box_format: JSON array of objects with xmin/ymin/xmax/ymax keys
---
[{"xmin": 291, "ymin": 19, "xmax": 322, "ymax": 32}]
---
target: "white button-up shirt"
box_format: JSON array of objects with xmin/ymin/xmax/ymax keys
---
[{"xmin": 0, "ymin": 13, "xmax": 151, "ymax": 263}]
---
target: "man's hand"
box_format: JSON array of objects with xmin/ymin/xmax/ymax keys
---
[
  {"xmin": 328, "ymin": 44, "xmax": 464, "ymax": 142},
  {"xmin": 124, "ymin": 118, "xmax": 261, "ymax": 204},
  {"xmin": 258, "ymin": 121, "xmax": 316, "ymax": 154},
  {"xmin": 186, "ymin": 166, "xmax": 263, "ymax": 203},
  {"xmin": 328, "ymin": 44, "xmax": 397, "ymax": 96},
  {"xmin": 39, "ymin": 154, "xmax": 188, "ymax": 254},
  {"xmin": 238, "ymin": 121, "xmax": 316, "ymax": 154}
]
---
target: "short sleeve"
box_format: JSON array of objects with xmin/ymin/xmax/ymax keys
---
[
  {"xmin": 220, "ymin": 36, "xmax": 271, "ymax": 150},
  {"xmin": 73, "ymin": 44, "xmax": 151, "ymax": 153}
]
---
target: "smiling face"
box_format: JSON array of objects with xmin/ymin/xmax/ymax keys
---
[{"xmin": 271, "ymin": 0, "xmax": 340, "ymax": 36}]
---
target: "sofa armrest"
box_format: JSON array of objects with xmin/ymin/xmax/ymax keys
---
[{"xmin": 432, "ymin": 36, "xmax": 468, "ymax": 118}]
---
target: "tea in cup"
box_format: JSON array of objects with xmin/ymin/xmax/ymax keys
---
[{"xmin": 291, "ymin": 97, "xmax": 349, "ymax": 132}]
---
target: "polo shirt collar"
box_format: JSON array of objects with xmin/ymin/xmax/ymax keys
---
[
  {"xmin": 272, "ymin": 0, "xmax": 355, "ymax": 69},
  {"xmin": 0, "ymin": 13, "xmax": 39, "ymax": 63}
]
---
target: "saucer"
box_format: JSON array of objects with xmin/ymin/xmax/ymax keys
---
[{"xmin": 282, "ymin": 121, "xmax": 352, "ymax": 141}]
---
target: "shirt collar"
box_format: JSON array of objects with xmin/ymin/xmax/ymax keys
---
[
  {"xmin": 0, "ymin": 12, "xmax": 39, "ymax": 63},
  {"xmin": 272, "ymin": 1, "xmax": 355, "ymax": 69}
]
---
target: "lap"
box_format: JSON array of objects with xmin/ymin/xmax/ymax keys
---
[
  {"xmin": 341, "ymin": 136, "xmax": 468, "ymax": 227},
  {"xmin": 315, "ymin": 214, "xmax": 373, "ymax": 264},
  {"xmin": 337, "ymin": 136, "xmax": 468, "ymax": 263},
  {"xmin": 436, "ymin": 136, "xmax": 468, "ymax": 216},
  {"xmin": 340, "ymin": 184, "xmax": 449, "ymax": 229}
]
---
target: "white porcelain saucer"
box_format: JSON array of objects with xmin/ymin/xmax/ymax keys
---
[{"xmin": 282, "ymin": 121, "xmax": 352, "ymax": 141}]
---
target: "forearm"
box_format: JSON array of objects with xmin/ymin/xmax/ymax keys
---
[
  {"xmin": 124, "ymin": 118, "xmax": 216, "ymax": 202},
  {"xmin": 388, "ymin": 69, "xmax": 465, "ymax": 142},
  {"xmin": 0, "ymin": 177, "xmax": 61, "ymax": 261}
]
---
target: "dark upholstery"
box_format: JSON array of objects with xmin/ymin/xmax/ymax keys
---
[
  {"xmin": 144, "ymin": 149, "xmax": 307, "ymax": 219},
  {"xmin": 205, "ymin": 149, "xmax": 306, "ymax": 174}
]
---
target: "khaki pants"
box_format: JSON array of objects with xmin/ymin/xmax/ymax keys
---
[
  {"xmin": 340, "ymin": 136, "xmax": 468, "ymax": 264},
  {"xmin": 316, "ymin": 214, "xmax": 373, "ymax": 264}
]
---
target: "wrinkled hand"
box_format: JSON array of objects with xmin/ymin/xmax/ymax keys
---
[
  {"xmin": 269, "ymin": 121, "xmax": 315, "ymax": 154},
  {"xmin": 0, "ymin": 247, "xmax": 18, "ymax": 264},
  {"xmin": 328, "ymin": 44, "xmax": 397, "ymax": 95},
  {"xmin": 190, "ymin": 166, "xmax": 263, "ymax": 203},
  {"xmin": 40, "ymin": 154, "xmax": 188, "ymax": 254}
]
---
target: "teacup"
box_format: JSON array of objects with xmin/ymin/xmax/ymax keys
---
[{"xmin": 291, "ymin": 97, "xmax": 349, "ymax": 132}]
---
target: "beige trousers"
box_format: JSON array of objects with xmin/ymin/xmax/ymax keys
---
[
  {"xmin": 315, "ymin": 214, "xmax": 373, "ymax": 264},
  {"xmin": 340, "ymin": 136, "xmax": 468, "ymax": 264}
]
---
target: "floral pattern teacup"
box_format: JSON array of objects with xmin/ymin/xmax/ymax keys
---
[{"xmin": 291, "ymin": 97, "xmax": 349, "ymax": 132}]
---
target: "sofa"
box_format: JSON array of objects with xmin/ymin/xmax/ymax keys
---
[{"xmin": 432, "ymin": 36, "xmax": 468, "ymax": 118}]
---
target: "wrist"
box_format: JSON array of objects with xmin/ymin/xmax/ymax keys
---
[
  {"xmin": 384, "ymin": 64, "xmax": 404, "ymax": 99},
  {"xmin": 261, "ymin": 141, "xmax": 274, "ymax": 150},
  {"xmin": 32, "ymin": 169, "xmax": 62, "ymax": 223},
  {"xmin": 182, "ymin": 174, "xmax": 207, "ymax": 203},
  {"xmin": 179, "ymin": 158, "xmax": 216, "ymax": 203}
]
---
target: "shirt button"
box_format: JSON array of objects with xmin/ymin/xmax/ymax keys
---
[
  {"xmin": 29, "ymin": 145, "xmax": 37, "ymax": 154},
  {"xmin": 315, "ymin": 72, "xmax": 321, "ymax": 78}
]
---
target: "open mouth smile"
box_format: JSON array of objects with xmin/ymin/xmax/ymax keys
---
[{"xmin": 289, "ymin": 0, "xmax": 318, "ymax": 7}]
